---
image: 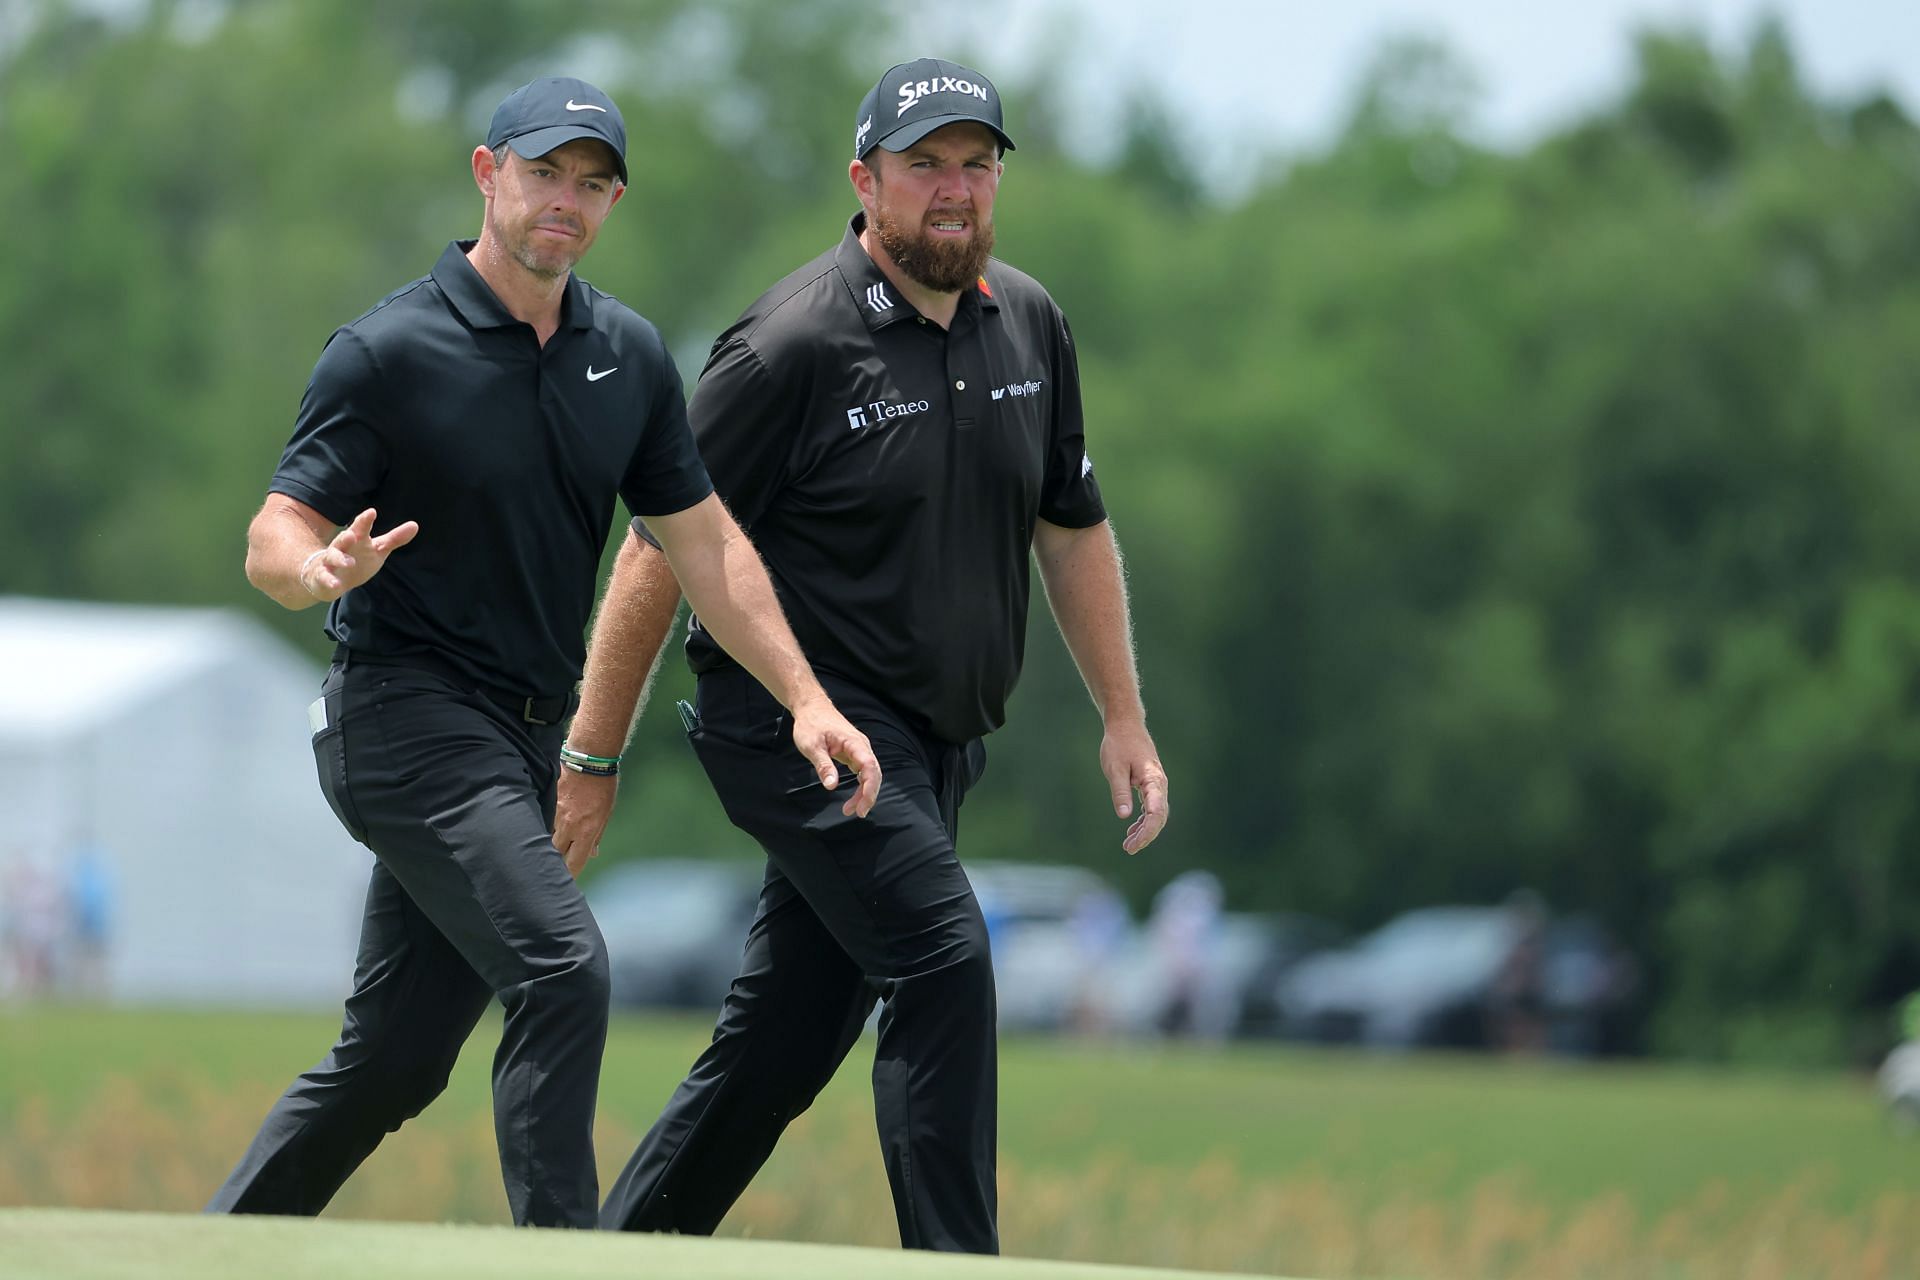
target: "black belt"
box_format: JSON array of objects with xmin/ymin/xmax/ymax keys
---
[{"xmin": 332, "ymin": 645, "xmax": 579, "ymax": 726}]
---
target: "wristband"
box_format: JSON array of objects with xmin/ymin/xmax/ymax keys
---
[
  {"xmin": 560, "ymin": 744, "xmax": 620, "ymax": 777},
  {"xmin": 560, "ymin": 758, "xmax": 619, "ymax": 778},
  {"xmin": 560, "ymin": 745, "xmax": 621, "ymax": 766},
  {"xmin": 298, "ymin": 548, "xmax": 328, "ymax": 597},
  {"xmin": 560, "ymin": 758, "xmax": 619, "ymax": 777}
]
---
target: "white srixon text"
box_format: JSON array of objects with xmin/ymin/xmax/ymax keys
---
[{"xmin": 897, "ymin": 77, "xmax": 990, "ymax": 118}]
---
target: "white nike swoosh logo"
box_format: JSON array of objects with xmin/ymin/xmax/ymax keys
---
[
  {"xmin": 566, "ymin": 100, "xmax": 608, "ymax": 113},
  {"xmin": 586, "ymin": 366, "xmax": 618, "ymax": 382}
]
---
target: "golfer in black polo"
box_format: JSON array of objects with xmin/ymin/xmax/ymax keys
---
[
  {"xmin": 555, "ymin": 59, "xmax": 1170, "ymax": 1252},
  {"xmin": 211, "ymin": 76, "xmax": 879, "ymax": 1230}
]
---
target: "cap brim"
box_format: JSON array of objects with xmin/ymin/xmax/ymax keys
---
[
  {"xmin": 872, "ymin": 113, "xmax": 1015, "ymax": 156},
  {"xmin": 504, "ymin": 125, "xmax": 628, "ymax": 182}
]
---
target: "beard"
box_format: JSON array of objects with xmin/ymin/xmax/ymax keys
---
[{"xmin": 871, "ymin": 199, "xmax": 994, "ymax": 294}]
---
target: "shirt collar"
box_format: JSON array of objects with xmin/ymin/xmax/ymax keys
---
[
  {"xmin": 432, "ymin": 239, "xmax": 595, "ymax": 332},
  {"xmin": 835, "ymin": 213, "xmax": 999, "ymax": 332}
]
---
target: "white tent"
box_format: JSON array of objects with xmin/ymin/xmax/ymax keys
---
[{"xmin": 0, "ymin": 596, "xmax": 371, "ymax": 1007}]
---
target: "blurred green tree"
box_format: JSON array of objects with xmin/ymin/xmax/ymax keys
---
[{"xmin": 5, "ymin": 3, "xmax": 1919, "ymax": 1063}]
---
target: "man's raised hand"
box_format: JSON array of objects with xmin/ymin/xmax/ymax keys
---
[{"xmin": 301, "ymin": 508, "xmax": 420, "ymax": 601}]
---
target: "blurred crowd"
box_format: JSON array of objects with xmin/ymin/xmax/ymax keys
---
[{"xmin": 0, "ymin": 841, "xmax": 114, "ymax": 1000}]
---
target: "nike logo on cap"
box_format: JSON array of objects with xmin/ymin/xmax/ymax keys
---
[
  {"xmin": 586, "ymin": 366, "xmax": 618, "ymax": 382},
  {"xmin": 566, "ymin": 100, "xmax": 607, "ymax": 113}
]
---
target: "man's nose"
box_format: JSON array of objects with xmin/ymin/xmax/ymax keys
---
[{"xmin": 933, "ymin": 165, "xmax": 970, "ymax": 202}]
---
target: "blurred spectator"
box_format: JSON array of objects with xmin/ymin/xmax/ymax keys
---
[
  {"xmin": 3, "ymin": 850, "xmax": 65, "ymax": 998},
  {"xmin": 1065, "ymin": 881, "xmax": 1130, "ymax": 1033},
  {"xmin": 1881, "ymin": 992, "xmax": 1920, "ymax": 1134},
  {"xmin": 1489, "ymin": 889, "xmax": 1549, "ymax": 1053},
  {"xmin": 65, "ymin": 832, "xmax": 116, "ymax": 998},
  {"xmin": 1541, "ymin": 916, "xmax": 1639, "ymax": 1056},
  {"xmin": 1147, "ymin": 870, "xmax": 1225, "ymax": 1037}
]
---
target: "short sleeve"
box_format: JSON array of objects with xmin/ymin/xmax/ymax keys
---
[
  {"xmin": 1037, "ymin": 308, "xmax": 1107, "ymax": 529},
  {"xmin": 620, "ymin": 345, "xmax": 714, "ymax": 521},
  {"xmin": 270, "ymin": 328, "xmax": 385, "ymax": 524},
  {"xmin": 687, "ymin": 337, "xmax": 797, "ymax": 528}
]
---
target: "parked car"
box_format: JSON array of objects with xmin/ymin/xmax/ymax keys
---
[
  {"xmin": 963, "ymin": 860, "xmax": 1133, "ymax": 1032},
  {"xmin": 1275, "ymin": 903, "xmax": 1632, "ymax": 1054},
  {"xmin": 586, "ymin": 858, "xmax": 761, "ymax": 1012},
  {"xmin": 1097, "ymin": 909, "xmax": 1343, "ymax": 1040},
  {"xmin": 1219, "ymin": 911, "xmax": 1348, "ymax": 1038},
  {"xmin": 1537, "ymin": 913, "xmax": 1639, "ymax": 1056},
  {"xmin": 1881, "ymin": 993, "xmax": 1920, "ymax": 1134}
]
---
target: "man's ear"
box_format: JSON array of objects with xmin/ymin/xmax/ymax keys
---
[
  {"xmin": 849, "ymin": 156, "xmax": 878, "ymax": 207},
  {"xmin": 472, "ymin": 144, "xmax": 500, "ymax": 197}
]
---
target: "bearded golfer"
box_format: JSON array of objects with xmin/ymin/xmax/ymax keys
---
[{"xmin": 552, "ymin": 58, "xmax": 1170, "ymax": 1251}]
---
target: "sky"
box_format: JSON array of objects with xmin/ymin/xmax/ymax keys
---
[{"xmin": 903, "ymin": 0, "xmax": 1918, "ymax": 173}]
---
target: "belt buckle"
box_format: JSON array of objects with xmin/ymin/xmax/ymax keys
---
[{"xmin": 521, "ymin": 696, "xmax": 549, "ymax": 726}]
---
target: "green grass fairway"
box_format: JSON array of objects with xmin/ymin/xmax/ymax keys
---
[
  {"xmin": 0, "ymin": 1209, "xmax": 1279, "ymax": 1280},
  {"xmin": 5, "ymin": 1006, "xmax": 1918, "ymax": 1278},
  {"xmin": 3, "ymin": 1005, "xmax": 1911, "ymax": 1214}
]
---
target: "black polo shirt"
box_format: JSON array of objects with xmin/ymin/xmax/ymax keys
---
[
  {"xmin": 646, "ymin": 213, "xmax": 1106, "ymax": 743},
  {"xmin": 272, "ymin": 240, "xmax": 712, "ymax": 696}
]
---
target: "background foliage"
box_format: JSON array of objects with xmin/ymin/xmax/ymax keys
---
[{"xmin": 5, "ymin": 0, "xmax": 1919, "ymax": 1064}]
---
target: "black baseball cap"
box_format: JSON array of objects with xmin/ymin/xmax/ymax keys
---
[
  {"xmin": 486, "ymin": 76, "xmax": 628, "ymax": 184},
  {"xmin": 854, "ymin": 58, "xmax": 1015, "ymax": 160}
]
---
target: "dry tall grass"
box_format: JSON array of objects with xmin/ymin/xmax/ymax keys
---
[{"xmin": 3, "ymin": 1073, "xmax": 1915, "ymax": 1279}]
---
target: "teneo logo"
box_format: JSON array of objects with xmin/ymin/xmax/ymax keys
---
[
  {"xmin": 854, "ymin": 114, "xmax": 873, "ymax": 153},
  {"xmin": 845, "ymin": 397, "xmax": 931, "ymax": 430},
  {"xmin": 990, "ymin": 379, "xmax": 1044, "ymax": 401},
  {"xmin": 897, "ymin": 76, "xmax": 991, "ymax": 118}
]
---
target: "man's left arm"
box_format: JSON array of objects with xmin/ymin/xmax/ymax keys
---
[{"xmin": 1032, "ymin": 518, "xmax": 1169, "ymax": 855}]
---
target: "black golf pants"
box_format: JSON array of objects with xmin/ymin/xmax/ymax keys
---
[
  {"xmin": 600, "ymin": 667, "xmax": 997, "ymax": 1252},
  {"xmin": 207, "ymin": 658, "xmax": 609, "ymax": 1227}
]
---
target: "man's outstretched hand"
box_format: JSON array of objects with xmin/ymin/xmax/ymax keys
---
[{"xmin": 301, "ymin": 508, "xmax": 419, "ymax": 601}]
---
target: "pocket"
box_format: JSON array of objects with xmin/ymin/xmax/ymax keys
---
[
  {"xmin": 689, "ymin": 676, "xmax": 789, "ymax": 755},
  {"xmin": 694, "ymin": 713, "xmax": 851, "ymax": 795},
  {"xmin": 310, "ymin": 680, "xmax": 370, "ymax": 846},
  {"xmin": 781, "ymin": 755, "xmax": 858, "ymax": 796},
  {"xmin": 686, "ymin": 673, "xmax": 858, "ymax": 804}
]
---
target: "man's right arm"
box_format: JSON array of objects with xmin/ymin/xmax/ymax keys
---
[
  {"xmin": 252, "ymin": 329, "xmax": 409, "ymax": 610},
  {"xmin": 244, "ymin": 494, "xmax": 419, "ymax": 611},
  {"xmin": 551, "ymin": 529, "xmax": 684, "ymax": 875}
]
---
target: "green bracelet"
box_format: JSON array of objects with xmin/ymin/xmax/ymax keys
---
[{"xmin": 560, "ymin": 744, "xmax": 621, "ymax": 767}]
